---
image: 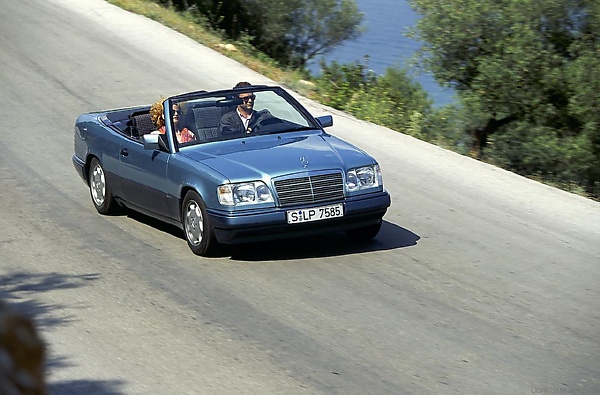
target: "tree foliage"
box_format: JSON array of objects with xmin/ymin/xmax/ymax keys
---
[
  {"xmin": 409, "ymin": 0, "xmax": 600, "ymax": 196},
  {"xmin": 161, "ymin": 0, "xmax": 363, "ymax": 70},
  {"xmin": 244, "ymin": 0, "xmax": 363, "ymax": 69},
  {"xmin": 314, "ymin": 61, "xmax": 432, "ymax": 136}
]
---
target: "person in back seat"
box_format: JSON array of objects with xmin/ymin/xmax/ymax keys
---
[
  {"xmin": 150, "ymin": 100, "xmax": 195, "ymax": 144},
  {"xmin": 219, "ymin": 81, "xmax": 273, "ymax": 135}
]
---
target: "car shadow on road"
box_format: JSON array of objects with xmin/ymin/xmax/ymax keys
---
[
  {"xmin": 124, "ymin": 210, "xmax": 419, "ymax": 260},
  {"xmin": 0, "ymin": 271, "xmax": 128, "ymax": 394},
  {"xmin": 228, "ymin": 220, "xmax": 420, "ymax": 261}
]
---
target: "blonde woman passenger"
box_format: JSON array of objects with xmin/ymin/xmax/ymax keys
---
[{"xmin": 150, "ymin": 100, "xmax": 195, "ymax": 143}]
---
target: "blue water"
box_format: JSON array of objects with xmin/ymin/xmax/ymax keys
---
[{"xmin": 307, "ymin": 0, "xmax": 454, "ymax": 106}]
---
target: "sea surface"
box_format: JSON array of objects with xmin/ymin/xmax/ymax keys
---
[{"xmin": 307, "ymin": 0, "xmax": 454, "ymax": 106}]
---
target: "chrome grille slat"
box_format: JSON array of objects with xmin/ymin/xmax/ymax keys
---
[{"xmin": 274, "ymin": 172, "xmax": 344, "ymax": 206}]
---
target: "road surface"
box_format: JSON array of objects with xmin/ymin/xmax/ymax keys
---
[{"xmin": 0, "ymin": 0, "xmax": 598, "ymax": 394}]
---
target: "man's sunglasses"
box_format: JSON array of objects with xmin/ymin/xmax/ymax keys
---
[{"xmin": 241, "ymin": 95, "xmax": 256, "ymax": 103}]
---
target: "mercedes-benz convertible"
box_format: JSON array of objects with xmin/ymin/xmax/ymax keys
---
[{"xmin": 72, "ymin": 85, "xmax": 391, "ymax": 255}]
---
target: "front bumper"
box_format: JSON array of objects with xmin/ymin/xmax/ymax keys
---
[{"xmin": 208, "ymin": 191, "xmax": 391, "ymax": 244}]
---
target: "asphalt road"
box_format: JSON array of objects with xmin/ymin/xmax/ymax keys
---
[{"xmin": 1, "ymin": 0, "xmax": 599, "ymax": 394}]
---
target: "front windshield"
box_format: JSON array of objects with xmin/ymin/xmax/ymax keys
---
[{"xmin": 169, "ymin": 88, "xmax": 316, "ymax": 147}]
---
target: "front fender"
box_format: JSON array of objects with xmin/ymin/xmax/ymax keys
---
[{"xmin": 165, "ymin": 154, "xmax": 229, "ymax": 221}]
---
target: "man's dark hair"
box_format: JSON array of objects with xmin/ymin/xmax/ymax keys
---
[{"xmin": 233, "ymin": 81, "xmax": 252, "ymax": 89}]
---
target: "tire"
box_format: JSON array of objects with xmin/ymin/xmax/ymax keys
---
[
  {"xmin": 345, "ymin": 220, "xmax": 382, "ymax": 242},
  {"xmin": 89, "ymin": 157, "xmax": 117, "ymax": 215},
  {"xmin": 182, "ymin": 190, "xmax": 218, "ymax": 256}
]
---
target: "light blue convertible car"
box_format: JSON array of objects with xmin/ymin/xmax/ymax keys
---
[{"xmin": 72, "ymin": 85, "xmax": 391, "ymax": 255}]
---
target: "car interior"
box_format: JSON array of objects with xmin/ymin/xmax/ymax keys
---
[{"xmin": 101, "ymin": 90, "xmax": 312, "ymax": 145}]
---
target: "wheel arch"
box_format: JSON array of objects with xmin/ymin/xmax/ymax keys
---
[
  {"xmin": 83, "ymin": 153, "xmax": 100, "ymax": 185},
  {"xmin": 180, "ymin": 185, "xmax": 196, "ymax": 205},
  {"xmin": 178, "ymin": 177, "xmax": 218, "ymax": 216},
  {"xmin": 179, "ymin": 185, "xmax": 204, "ymax": 220}
]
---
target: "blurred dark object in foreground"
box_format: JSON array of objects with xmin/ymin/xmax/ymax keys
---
[{"xmin": 0, "ymin": 300, "xmax": 46, "ymax": 395}]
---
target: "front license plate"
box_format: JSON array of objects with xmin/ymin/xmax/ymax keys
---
[{"xmin": 286, "ymin": 203, "xmax": 344, "ymax": 224}]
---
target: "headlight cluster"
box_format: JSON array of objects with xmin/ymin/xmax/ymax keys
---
[
  {"xmin": 346, "ymin": 165, "xmax": 383, "ymax": 192},
  {"xmin": 217, "ymin": 181, "xmax": 274, "ymax": 206}
]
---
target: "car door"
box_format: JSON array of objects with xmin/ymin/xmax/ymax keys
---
[{"xmin": 118, "ymin": 137, "xmax": 170, "ymax": 217}]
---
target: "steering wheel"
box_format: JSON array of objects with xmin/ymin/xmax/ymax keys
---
[{"xmin": 253, "ymin": 116, "xmax": 283, "ymax": 132}]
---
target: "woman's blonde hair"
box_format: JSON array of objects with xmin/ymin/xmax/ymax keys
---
[{"xmin": 150, "ymin": 98, "xmax": 165, "ymax": 128}]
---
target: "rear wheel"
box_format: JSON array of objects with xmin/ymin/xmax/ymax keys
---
[
  {"xmin": 345, "ymin": 220, "xmax": 382, "ymax": 241},
  {"xmin": 182, "ymin": 191, "xmax": 218, "ymax": 256},
  {"xmin": 89, "ymin": 157, "xmax": 117, "ymax": 215}
]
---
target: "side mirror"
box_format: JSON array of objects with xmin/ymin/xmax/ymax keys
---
[
  {"xmin": 142, "ymin": 134, "xmax": 160, "ymax": 150},
  {"xmin": 142, "ymin": 133, "xmax": 168, "ymax": 151},
  {"xmin": 316, "ymin": 115, "xmax": 333, "ymax": 128}
]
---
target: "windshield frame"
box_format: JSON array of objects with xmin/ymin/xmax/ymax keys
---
[{"xmin": 166, "ymin": 85, "xmax": 323, "ymax": 149}]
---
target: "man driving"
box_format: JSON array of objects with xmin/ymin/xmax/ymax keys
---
[{"xmin": 219, "ymin": 81, "xmax": 272, "ymax": 135}]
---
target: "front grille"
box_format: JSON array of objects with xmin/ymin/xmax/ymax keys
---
[{"xmin": 274, "ymin": 172, "xmax": 344, "ymax": 206}]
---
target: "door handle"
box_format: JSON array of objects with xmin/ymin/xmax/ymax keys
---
[{"xmin": 120, "ymin": 149, "xmax": 129, "ymax": 157}]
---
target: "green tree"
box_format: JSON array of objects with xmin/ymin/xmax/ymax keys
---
[
  {"xmin": 409, "ymin": 0, "xmax": 600, "ymax": 195},
  {"xmin": 153, "ymin": 0, "xmax": 363, "ymax": 70},
  {"xmin": 165, "ymin": 0, "xmax": 363, "ymax": 70},
  {"xmin": 164, "ymin": 0, "xmax": 251, "ymax": 39},
  {"xmin": 244, "ymin": 0, "xmax": 364, "ymax": 69},
  {"xmin": 315, "ymin": 61, "xmax": 431, "ymax": 135}
]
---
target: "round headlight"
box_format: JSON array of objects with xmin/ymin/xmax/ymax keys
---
[
  {"xmin": 234, "ymin": 183, "xmax": 256, "ymax": 203},
  {"xmin": 347, "ymin": 171, "xmax": 359, "ymax": 191},
  {"xmin": 357, "ymin": 167, "xmax": 376, "ymax": 187},
  {"xmin": 256, "ymin": 183, "xmax": 271, "ymax": 202}
]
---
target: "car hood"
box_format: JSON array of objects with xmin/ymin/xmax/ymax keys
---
[{"xmin": 182, "ymin": 132, "xmax": 373, "ymax": 181}]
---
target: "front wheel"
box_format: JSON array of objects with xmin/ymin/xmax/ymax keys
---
[
  {"xmin": 182, "ymin": 191, "xmax": 218, "ymax": 256},
  {"xmin": 345, "ymin": 220, "xmax": 382, "ymax": 242},
  {"xmin": 89, "ymin": 157, "xmax": 117, "ymax": 215}
]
